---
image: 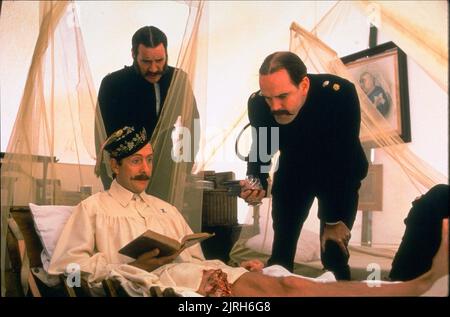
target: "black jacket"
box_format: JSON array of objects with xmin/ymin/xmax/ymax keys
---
[
  {"xmin": 98, "ymin": 65, "xmax": 183, "ymax": 136},
  {"xmin": 247, "ymin": 73, "xmax": 368, "ymax": 222}
]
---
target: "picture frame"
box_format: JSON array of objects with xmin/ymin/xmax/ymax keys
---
[{"xmin": 341, "ymin": 41, "xmax": 411, "ymax": 143}]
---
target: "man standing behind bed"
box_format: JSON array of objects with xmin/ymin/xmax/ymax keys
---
[
  {"xmin": 96, "ymin": 26, "xmax": 199, "ymax": 197},
  {"xmin": 239, "ymin": 51, "xmax": 368, "ymax": 280}
]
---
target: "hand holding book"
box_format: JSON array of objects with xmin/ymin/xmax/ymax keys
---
[{"xmin": 128, "ymin": 248, "xmax": 180, "ymax": 272}]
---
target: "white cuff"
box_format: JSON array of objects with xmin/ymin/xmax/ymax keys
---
[{"xmin": 325, "ymin": 221, "xmax": 343, "ymax": 226}]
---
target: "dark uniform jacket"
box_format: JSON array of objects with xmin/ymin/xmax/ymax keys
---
[
  {"xmin": 98, "ymin": 64, "xmax": 198, "ymax": 137},
  {"xmin": 247, "ymin": 73, "xmax": 368, "ymax": 223}
]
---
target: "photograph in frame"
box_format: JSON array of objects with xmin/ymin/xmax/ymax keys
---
[{"xmin": 342, "ymin": 42, "xmax": 411, "ymax": 143}]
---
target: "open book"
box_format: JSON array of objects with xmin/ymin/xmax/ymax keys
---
[{"xmin": 119, "ymin": 230, "xmax": 215, "ymax": 259}]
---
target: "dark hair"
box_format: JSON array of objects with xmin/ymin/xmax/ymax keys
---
[
  {"xmin": 111, "ymin": 158, "xmax": 122, "ymax": 179},
  {"xmin": 132, "ymin": 26, "xmax": 168, "ymax": 58},
  {"xmin": 259, "ymin": 51, "xmax": 307, "ymax": 85}
]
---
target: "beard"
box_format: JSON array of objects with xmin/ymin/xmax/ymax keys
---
[
  {"xmin": 133, "ymin": 58, "xmax": 168, "ymax": 79},
  {"xmin": 271, "ymin": 110, "xmax": 293, "ymax": 116}
]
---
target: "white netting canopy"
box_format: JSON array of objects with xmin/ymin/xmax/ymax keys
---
[{"xmin": 1, "ymin": 0, "xmax": 447, "ymax": 296}]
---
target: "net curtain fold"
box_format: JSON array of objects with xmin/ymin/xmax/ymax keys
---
[
  {"xmin": 1, "ymin": 0, "xmax": 208, "ymax": 296},
  {"xmin": 295, "ymin": 0, "xmax": 448, "ymax": 190}
]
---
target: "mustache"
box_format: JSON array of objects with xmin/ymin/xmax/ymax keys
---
[
  {"xmin": 145, "ymin": 63, "xmax": 167, "ymax": 77},
  {"xmin": 271, "ymin": 110, "xmax": 293, "ymax": 116},
  {"xmin": 145, "ymin": 71, "xmax": 163, "ymax": 77},
  {"xmin": 131, "ymin": 174, "xmax": 150, "ymax": 181}
]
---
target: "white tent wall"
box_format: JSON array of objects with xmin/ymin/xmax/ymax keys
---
[
  {"xmin": 369, "ymin": 50, "xmax": 448, "ymax": 245},
  {"xmin": 1, "ymin": 1, "xmax": 447, "ymax": 248},
  {"xmin": 304, "ymin": 0, "xmax": 448, "ymax": 246},
  {"xmin": 202, "ymin": 1, "xmax": 339, "ymax": 226},
  {"xmin": 333, "ymin": 4, "xmax": 447, "ymax": 246},
  {"xmin": 0, "ymin": 1, "xmax": 40, "ymax": 153}
]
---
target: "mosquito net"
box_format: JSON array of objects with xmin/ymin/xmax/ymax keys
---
[
  {"xmin": 1, "ymin": 0, "xmax": 447, "ymax": 296},
  {"xmin": 0, "ymin": 0, "xmax": 208, "ymax": 296}
]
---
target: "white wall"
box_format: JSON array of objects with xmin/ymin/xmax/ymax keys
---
[
  {"xmin": 369, "ymin": 29, "xmax": 448, "ymax": 246},
  {"xmin": 0, "ymin": 1, "xmax": 39, "ymax": 152}
]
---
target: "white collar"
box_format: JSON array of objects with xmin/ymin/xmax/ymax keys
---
[{"xmin": 108, "ymin": 180, "xmax": 151, "ymax": 208}]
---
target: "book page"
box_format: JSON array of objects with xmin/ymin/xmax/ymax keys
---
[{"xmin": 181, "ymin": 232, "xmax": 215, "ymax": 250}]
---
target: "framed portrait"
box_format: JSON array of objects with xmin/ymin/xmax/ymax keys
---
[{"xmin": 341, "ymin": 42, "xmax": 411, "ymax": 143}]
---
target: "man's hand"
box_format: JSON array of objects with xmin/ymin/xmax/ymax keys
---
[
  {"xmin": 321, "ymin": 221, "xmax": 351, "ymax": 256},
  {"xmin": 240, "ymin": 259, "xmax": 265, "ymax": 272},
  {"xmin": 239, "ymin": 180, "xmax": 266, "ymax": 206},
  {"xmin": 129, "ymin": 248, "xmax": 179, "ymax": 272}
]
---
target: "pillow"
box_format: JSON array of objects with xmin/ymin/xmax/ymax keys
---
[
  {"xmin": 29, "ymin": 203, "xmax": 75, "ymax": 271},
  {"xmin": 244, "ymin": 199, "xmax": 321, "ymax": 263}
]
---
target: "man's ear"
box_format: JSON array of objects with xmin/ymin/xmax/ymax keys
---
[
  {"xmin": 110, "ymin": 158, "xmax": 120, "ymax": 176},
  {"xmin": 300, "ymin": 76, "xmax": 310, "ymax": 95},
  {"xmin": 131, "ymin": 48, "xmax": 136, "ymax": 61}
]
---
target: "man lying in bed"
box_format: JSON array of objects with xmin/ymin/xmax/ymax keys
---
[{"xmin": 48, "ymin": 125, "xmax": 448, "ymax": 296}]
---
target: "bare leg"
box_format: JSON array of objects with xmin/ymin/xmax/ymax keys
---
[
  {"xmin": 232, "ymin": 267, "xmax": 431, "ymax": 297},
  {"xmin": 231, "ymin": 272, "xmax": 303, "ymax": 297},
  {"xmin": 231, "ymin": 219, "xmax": 448, "ymax": 297}
]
